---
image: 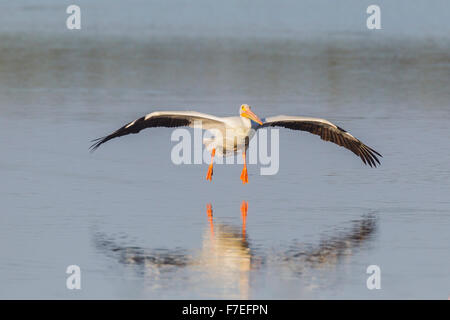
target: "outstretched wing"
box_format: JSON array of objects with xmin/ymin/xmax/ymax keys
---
[
  {"xmin": 261, "ymin": 115, "xmax": 382, "ymax": 167},
  {"xmin": 90, "ymin": 111, "xmax": 226, "ymax": 151}
]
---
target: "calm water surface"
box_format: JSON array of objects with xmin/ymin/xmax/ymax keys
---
[{"xmin": 0, "ymin": 1, "xmax": 449, "ymax": 299}]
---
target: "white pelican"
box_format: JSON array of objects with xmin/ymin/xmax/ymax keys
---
[{"xmin": 90, "ymin": 104, "xmax": 381, "ymax": 183}]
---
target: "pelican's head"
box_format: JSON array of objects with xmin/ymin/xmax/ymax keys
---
[{"xmin": 239, "ymin": 104, "xmax": 263, "ymax": 125}]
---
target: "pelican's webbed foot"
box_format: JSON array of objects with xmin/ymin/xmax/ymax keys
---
[
  {"xmin": 240, "ymin": 165, "xmax": 248, "ymax": 184},
  {"xmin": 206, "ymin": 165, "xmax": 214, "ymax": 181}
]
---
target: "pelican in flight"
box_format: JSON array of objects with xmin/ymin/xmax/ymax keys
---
[{"xmin": 90, "ymin": 104, "xmax": 381, "ymax": 183}]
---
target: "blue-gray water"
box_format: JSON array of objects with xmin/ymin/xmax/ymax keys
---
[{"xmin": 0, "ymin": 1, "xmax": 449, "ymax": 299}]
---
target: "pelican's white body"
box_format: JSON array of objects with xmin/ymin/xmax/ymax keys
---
[
  {"xmin": 141, "ymin": 110, "xmax": 257, "ymax": 156},
  {"xmin": 203, "ymin": 116, "xmax": 255, "ymax": 156}
]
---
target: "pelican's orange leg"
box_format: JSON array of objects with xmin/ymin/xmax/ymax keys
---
[
  {"xmin": 240, "ymin": 200, "xmax": 248, "ymax": 238},
  {"xmin": 240, "ymin": 151, "xmax": 248, "ymax": 184},
  {"xmin": 206, "ymin": 148, "xmax": 216, "ymax": 181}
]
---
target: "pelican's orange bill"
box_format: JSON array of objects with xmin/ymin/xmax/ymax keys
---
[{"xmin": 242, "ymin": 108, "xmax": 263, "ymax": 125}]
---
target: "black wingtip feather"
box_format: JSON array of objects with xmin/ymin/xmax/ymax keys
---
[
  {"xmin": 261, "ymin": 119, "xmax": 383, "ymax": 168},
  {"xmin": 362, "ymin": 145, "xmax": 382, "ymax": 167},
  {"xmin": 88, "ymin": 114, "xmax": 193, "ymax": 153},
  {"xmin": 89, "ymin": 135, "xmax": 112, "ymax": 152}
]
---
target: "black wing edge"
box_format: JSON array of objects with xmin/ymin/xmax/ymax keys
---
[
  {"xmin": 261, "ymin": 120, "xmax": 383, "ymax": 167},
  {"xmin": 89, "ymin": 115, "xmax": 191, "ymax": 152},
  {"xmin": 357, "ymin": 143, "xmax": 382, "ymax": 168},
  {"xmin": 335, "ymin": 125, "xmax": 382, "ymax": 168}
]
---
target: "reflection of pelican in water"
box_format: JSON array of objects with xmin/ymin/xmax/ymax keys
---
[
  {"xmin": 93, "ymin": 201, "xmax": 252, "ymax": 298},
  {"xmin": 93, "ymin": 203, "xmax": 377, "ymax": 298},
  {"xmin": 197, "ymin": 201, "xmax": 252, "ymax": 298},
  {"xmin": 281, "ymin": 215, "xmax": 377, "ymax": 271}
]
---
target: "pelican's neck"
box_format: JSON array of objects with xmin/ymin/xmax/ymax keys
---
[{"xmin": 240, "ymin": 116, "xmax": 252, "ymax": 129}]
